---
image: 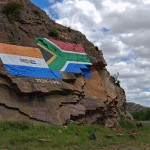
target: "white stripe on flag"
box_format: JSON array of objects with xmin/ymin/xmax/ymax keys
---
[
  {"xmin": 60, "ymin": 61, "xmax": 92, "ymax": 72},
  {"xmin": 0, "ymin": 54, "xmax": 49, "ymax": 68}
]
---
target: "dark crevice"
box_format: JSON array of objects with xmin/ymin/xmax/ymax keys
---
[
  {"xmin": 70, "ymin": 114, "xmax": 85, "ymax": 121},
  {"xmin": 60, "ymin": 101, "xmax": 79, "ymax": 105},
  {"xmin": 0, "ymin": 74, "xmax": 14, "ymax": 85},
  {"xmin": 60, "ymin": 88, "xmax": 74, "ymax": 95}
]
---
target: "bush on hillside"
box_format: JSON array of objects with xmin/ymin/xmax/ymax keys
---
[
  {"xmin": 111, "ymin": 72, "xmax": 120, "ymax": 86},
  {"xmin": 48, "ymin": 30, "xmax": 59, "ymax": 39},
  {"xmin": 95, "ymin": 46, "xmax": 99, "ymax": 51},
  {"xmin": 67, "ymin": 27, "xmax": 72, "ymax": 32},
  {"xmin": 2, "ymin": 1, "xmax": 23, "ymax": 23}
]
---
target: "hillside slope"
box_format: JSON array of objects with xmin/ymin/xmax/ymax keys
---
[
  {"xmin": 126, "ymin": 102, "xmax": 149, "ymax": 113},
  {"xmin": 0, "ymin": 0, "xmax": 131, "ymax": 127}
]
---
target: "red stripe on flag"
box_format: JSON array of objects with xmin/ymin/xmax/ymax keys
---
[{"xmin": 48, "ymin": 38, "xmax": 86, "ymax": 53}]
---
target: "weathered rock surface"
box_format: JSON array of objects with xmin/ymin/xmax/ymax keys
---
[{"xmin": 0, "ymin": 0, "xmax": 129, "ymax": 127}]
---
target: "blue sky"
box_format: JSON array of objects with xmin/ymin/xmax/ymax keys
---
[
  {"xmin": 30, "ymin": 0, "xmax": 150, "ymax": 107},
  {"xmin": 31, "ymin": 0, "xmax": 50, "ymax": 8},
  {"xmin": 31, "ymin": 0, "xmax": 60, "ymax": 19},
  {"xmin": 31, "ymin": 0, "xmax": 62, "ymax": 9}
]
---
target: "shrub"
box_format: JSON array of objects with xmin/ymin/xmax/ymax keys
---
[
  {"xmin": 95, "ymin": 46, "xmax": 99, "ymax": 51},
  {"xmin": 2, "ymin": 1, "xmax": 23, "ymax": 23},
  {"xmin": 115, "ymin": 80, "xmax": 120, "ymax": 86},
  {"xmin": 48, "ymin": 30, "xmax": 59, "ymax": 39},
  {"xmin": 111, "ymin": 72, "xmax": 120, "ymax": 86},
  {"xmin": 67, "ymin": 27, "xmax": 72, "ymax": 32}
]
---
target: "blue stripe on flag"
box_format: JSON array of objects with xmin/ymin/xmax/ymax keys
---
[
  {"xmin": 64, "ymin": 63, "xmax": 91, "ymax": 73},
  {"xmin": 64, "ymin": 63, "xmax": 92, "ymax": 78},
  {"xmin": 4, "ymin": 64, "xmax": 62, "ymax": 79},
  {"xmin": 64, "ymin": 63, "xmax": 83, "ymax": 73},
  {"xmin": 51, "ymin": 70, "xmax": 63, "ymax": 79},
  {"xmin": 81, "ymin": 65, "xmax": 92, "ymax": 78}
]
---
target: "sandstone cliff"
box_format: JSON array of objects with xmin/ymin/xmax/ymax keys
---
[{"xmin": 0, "ymin": 0, "xmax": 129, "ymax": 128}]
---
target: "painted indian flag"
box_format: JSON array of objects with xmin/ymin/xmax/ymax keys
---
[{"xmin": 0, "ymin": 43, "xmax": 62, "ymax": 78}]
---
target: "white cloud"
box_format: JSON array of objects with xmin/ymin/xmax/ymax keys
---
[
  {"xmin": 44, "ymin": 0, "xmax": 150, "ymax": 107},
  {"xmin": 102, "ymin": 0, "xmax": 135, "ymax": 12},
  {"xmin": 143, "ymin": 0, "xmax": 150, "ymax": 4}
]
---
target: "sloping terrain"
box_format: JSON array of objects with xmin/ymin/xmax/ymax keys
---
[
  {"xmin": 0, "ymin": 0, "xmax": 131, "ymax": 127},
  {"xmin": 126, "ymin": 102, "xmax": 149, "ymax": 113}
]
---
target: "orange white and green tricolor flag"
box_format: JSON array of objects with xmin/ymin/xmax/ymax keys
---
[{"xmin": 0, "ymin": 43, "xmax": 62, "ymax": 78}]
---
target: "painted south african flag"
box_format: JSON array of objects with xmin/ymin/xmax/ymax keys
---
[{"xmin": 36, "ymin": 37, "xmax": 92, "ymax": 78}]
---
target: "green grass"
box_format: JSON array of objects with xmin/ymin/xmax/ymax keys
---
[
  {"xmin": 140, "ymin": 121, "xmax": 150, "ymax": 128},
  {"xmin": 0, "ymin": 121, "xmax": 149, "ymax": 150},
  {"xmin": 119, "ymin": 118, "xmax": 137, "ymax": 130},
  {"xmin": 132, "ymin": 109, "xmax": 150, "ymax": 121}
]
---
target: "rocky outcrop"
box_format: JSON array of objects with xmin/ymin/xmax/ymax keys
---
[
  {"xmin": 0, "ymin": 0, "xmax": 128, "ymax": 128},
  {"xmin": 0, "ymin": 59, "xmax": 126, "ymax": 127}
]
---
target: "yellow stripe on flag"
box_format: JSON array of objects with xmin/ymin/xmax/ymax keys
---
[{"xmin": 37, "ymin": 43, "xmax": 57, "ymax": 64}]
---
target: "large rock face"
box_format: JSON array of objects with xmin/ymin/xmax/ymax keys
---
[{"xmin": 0, "ymin": 0, "xmax": 127, "ymax": 127}]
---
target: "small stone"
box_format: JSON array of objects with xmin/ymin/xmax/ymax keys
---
[{"xmin": 63, "ymin": 125, "xmax": 68, "ymax": 129}]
